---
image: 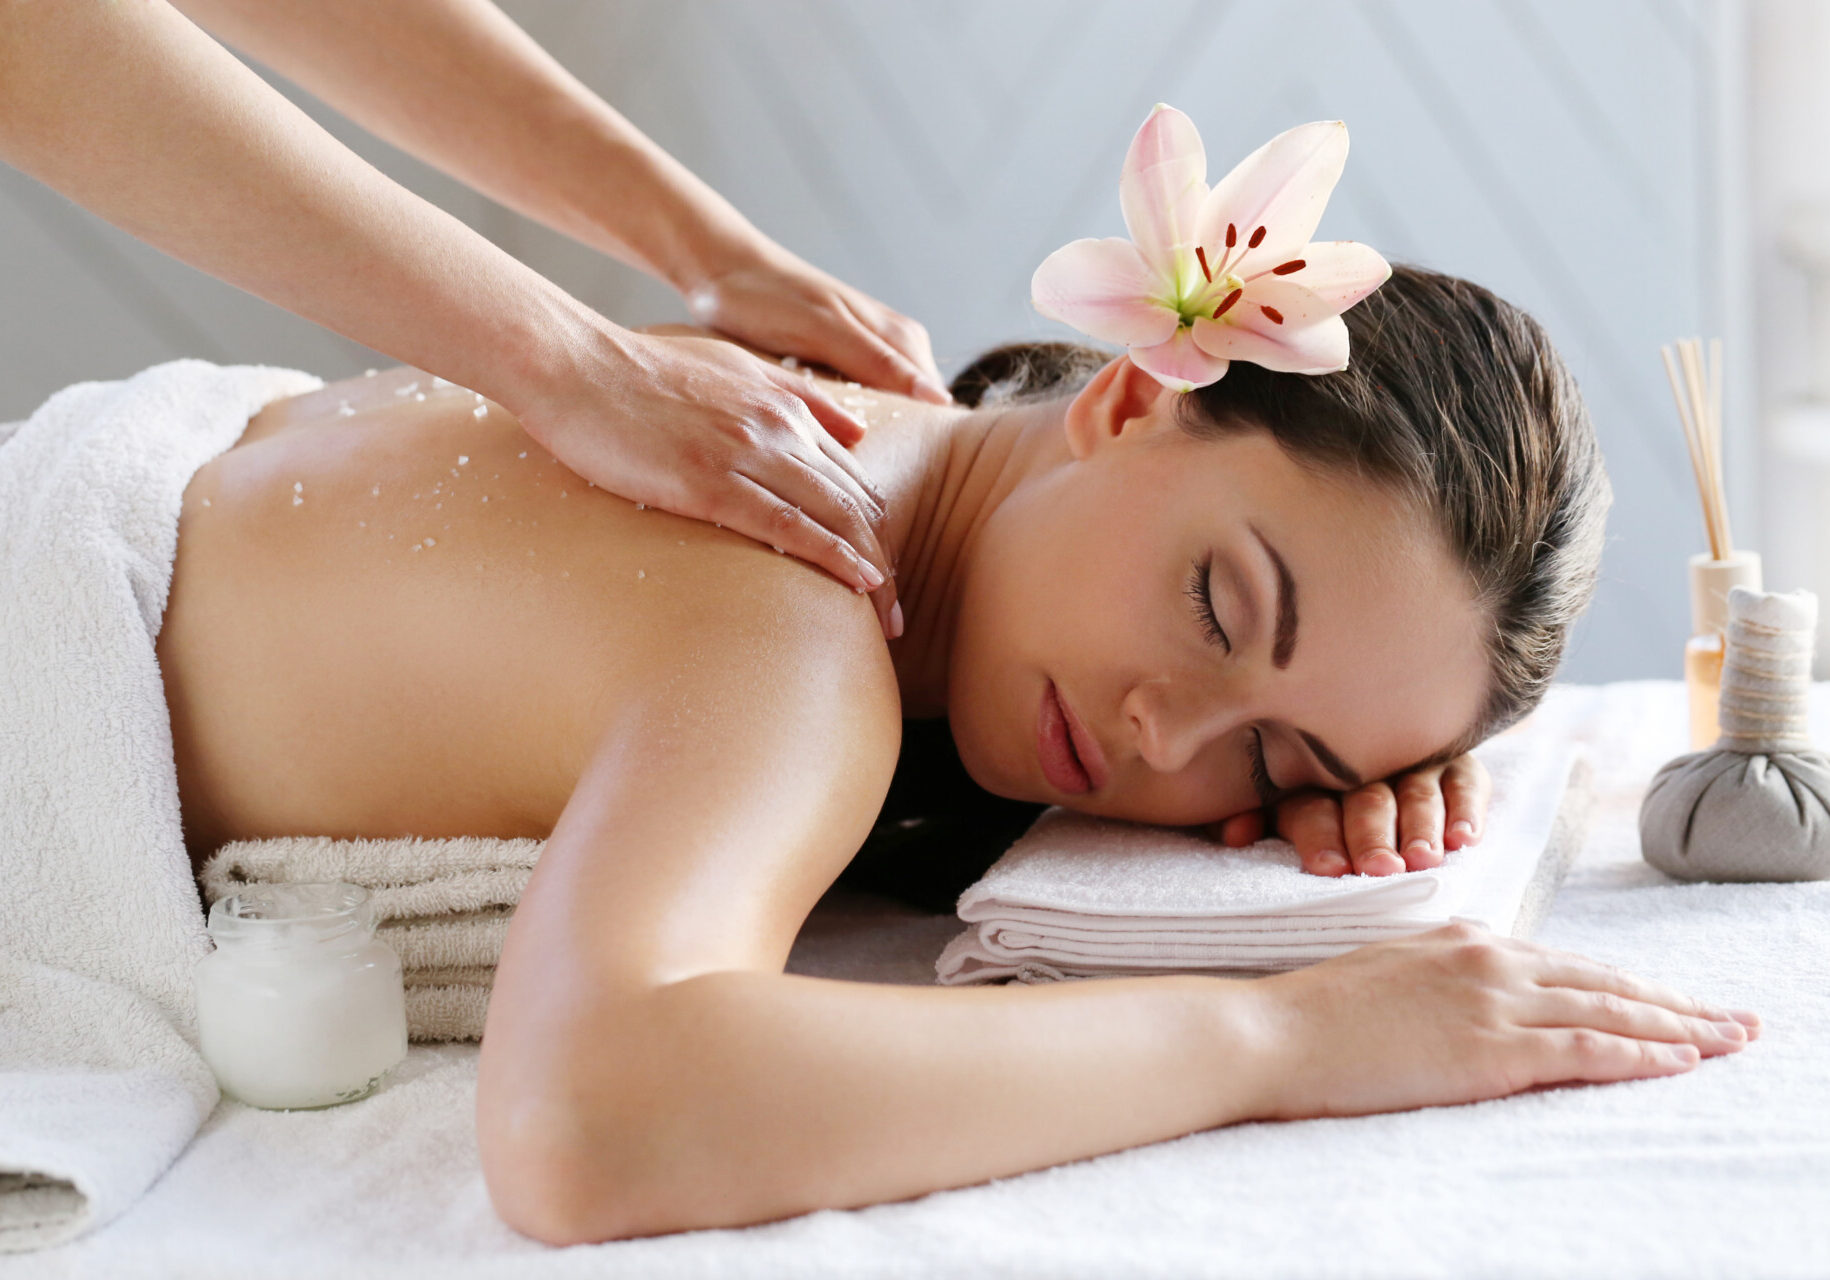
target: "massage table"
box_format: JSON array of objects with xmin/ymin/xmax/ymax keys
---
[{"xmin": 20, "ymin": 680, "xmax": 1830, "ymax": 1279}]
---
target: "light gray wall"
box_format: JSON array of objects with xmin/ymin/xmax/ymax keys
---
[{"xmin": 0, "ymin": 0, "xmax": 1747, "ymax": 683}]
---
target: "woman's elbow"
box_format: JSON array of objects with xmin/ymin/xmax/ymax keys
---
[{"xmin": 480, "ymin": 1121, "xmax": 667, "ymax": 1246}]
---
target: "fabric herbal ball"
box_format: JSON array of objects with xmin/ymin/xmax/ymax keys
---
[
  {"xmin": 1640, "ymin": 748, "xmax": 1830, "ymax": 882},
  {"xmin": 1639, "ymin": 586, "xmax": 1830, "ymax": 884}
]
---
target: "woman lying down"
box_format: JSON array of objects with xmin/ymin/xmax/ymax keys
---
[{"xmin": 151, "ymin": 116, "xmax": 1758, "ymax": 1243}]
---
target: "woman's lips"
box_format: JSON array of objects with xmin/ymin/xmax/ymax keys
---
[{"xmin": 1037, "ymin": 679, "xmax": 1108, "ymax": 795}]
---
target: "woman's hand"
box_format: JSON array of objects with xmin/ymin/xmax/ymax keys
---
[
  {"xmin": 1243, "ymin": 921, "xmax": 1760, "ymax": 1122},
  {"xmin": 684, "ymin": 243, "xmax": 951, "ymax": 406},
  {"xmin": 512, "ymin": 326, "xmax": 903, "ymax": 637},
  {"xmin": 1207, "ymin": 754, "xmax": 1491, "ymax": 877}
]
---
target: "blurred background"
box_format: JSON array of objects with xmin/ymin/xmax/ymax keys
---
[{"xmin": 3, "ymin": 0, "xmax": 1827, "ymax": 683}]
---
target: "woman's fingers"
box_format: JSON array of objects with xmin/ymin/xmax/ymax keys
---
[
  {"xmin": 1442, "ymin": 753, "xmax": 1491, "ymax": 849},
  {"xmin": 1276, "ymin": 791, "xmax": 1352, "ymax": 876},
  {"xmin": 1523, "ymin": 987, "xmax": 1750, "ymax": 1059},
  {"xmin": 1340, "ymin": 781, "xmax": 1403, "ymax": 875},
  {"xmin": 1528, "ymin": 949, "xmax": 1763, "ymax": 1039},
  {"xmin": 1210, "ymin": 808, "xmax": 1267, "ymax": 848},
  {"xmin": 1533, "ymin": 1028, "xmax": 1703, "ymax": 1082},
  {"xmin": 1392, "ymin": 765, "xmax": 1447, "ymax": 870}
]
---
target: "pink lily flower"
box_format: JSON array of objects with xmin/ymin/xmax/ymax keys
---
[{"xmin": 1031, "ymin": 105, "xmax": 1391, "ymax": 391}]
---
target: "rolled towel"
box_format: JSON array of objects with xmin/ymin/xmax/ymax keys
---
[
  {"xmin": 198, "ymin": 835, "xmax": 541, "ymax": 1042},
  {"xmin": 936, "ymin": 734, "xmax": 1592, "ymax": 985}
]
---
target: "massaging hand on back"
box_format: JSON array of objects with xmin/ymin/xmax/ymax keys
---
[
  {"xmin": 0, "ymin": 0, "xmax": 942, "ymax": 638},
  {"xmin": 1209, "ymin": 753, "xmax": 1491, "ymax": 877}
]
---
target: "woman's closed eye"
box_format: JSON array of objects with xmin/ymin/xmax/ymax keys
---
[
  {"xmin": 1183, "ymin": 555, "xmax": 1284, "ymax": 806},
  {"xmin": 1184, "ymin": 553, "xmax": 1230, "ymax": 653}
]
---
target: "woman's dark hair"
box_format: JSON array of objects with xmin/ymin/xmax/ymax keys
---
[{"xmin": 949, "ymin": 264, "xmax": 1611, "ymax": 757}]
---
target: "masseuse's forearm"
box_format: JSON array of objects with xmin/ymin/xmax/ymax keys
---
[
  {"xmin": 0, "ymin": 0, "xmax": 601, "ymax": 411},
  {"xmin": 516, "ymin": 970, "xmax": 1273, "ymax": 1243},
  {"xmin": 172, "ymin": 0, "xmax": 761, "ymax": 292}
]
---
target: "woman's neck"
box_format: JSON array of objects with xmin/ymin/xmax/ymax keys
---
[{"xmin": 844, "ymin": 390, "xmax": 1070, "ymax": 718}]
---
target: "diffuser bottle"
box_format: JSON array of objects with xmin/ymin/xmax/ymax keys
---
[{"xmin": 1686, "ymin": 550, "xmax": 1762, "ymax": 749}]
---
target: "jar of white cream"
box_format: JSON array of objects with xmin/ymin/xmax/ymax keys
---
[{"xmin": 195, "ymin": 882, "xmax": 408, "ymax": 1110}]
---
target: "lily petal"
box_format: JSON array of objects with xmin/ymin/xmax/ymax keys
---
[
  {"xmin": 1127, "ymin": 328, "xmax": 1231, "ymax": 391},
  {"xmin": 1195, "ymin": 121, "xmax": 1348, "ymax": 267},
  {"xmin": 1120, "ymin": 104, "xmax": 1209, "ymax": 277},
  {"xmin": 1191, "ymin": 313, "xmax": 1350, "ymax": 375},
  {"xmin": 1032, "ymin": 237, "xmax": 1182, "ymax": 348},
  {"xmin": 1246, "ymin": 241, "xmax": 1391, "ymax": 316}
]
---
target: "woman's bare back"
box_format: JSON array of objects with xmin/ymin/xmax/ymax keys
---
[{"xmin": 157, "ymin": 365, "xmax": 866, "ymax": 879}]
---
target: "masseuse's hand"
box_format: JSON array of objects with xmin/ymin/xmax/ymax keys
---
[
  {"xmin": 1206, "ymin": 753, "xmax": 1492, "ymax": 877},
  {"xmin": 686, "ymin": 242, "xmax": 951, "ymax": 406},
  {"xmin": 515, "ymin": 328, "xmax": 902, "ymax": 637}
]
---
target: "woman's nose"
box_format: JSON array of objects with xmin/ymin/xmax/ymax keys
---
[{"xmin": 1123, "ymin": 679, "xmax": 1234, "ymax": 774}]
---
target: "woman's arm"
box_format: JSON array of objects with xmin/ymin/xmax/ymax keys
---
[
  {"xmin": 476, "ymin": 575, "xmax": 1748, "ymax": 1246},
  {"xmin": 475, "ymin": 578, "xmax": 1278, "ymax": 1243},
  {"xmin": 0, "ymin": 0, "xmax": 901, "ymax": 631},
  {"xmin": 170, "ymin": 0, "xmax": 948, "ymax": 401}
]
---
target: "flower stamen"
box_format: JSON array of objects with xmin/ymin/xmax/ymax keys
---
[
  {"xmin": 1214, "ymin": 288, "xmax": 1244, "ymax": 319},
  {"xmin": 1248, "ymin": 226, "xmax": 1267, "ymax": 249},
  {"xmin": 1272, "ymin": 259, "xmax": 1306, "ymax": 275},
  {"xmin": 1260, "ymin": 304, "xmax": 1284, "ymax": 325},
  {"xmin": 1195, "ymin": 246, "xmax": 1213, "ymax": 283}
]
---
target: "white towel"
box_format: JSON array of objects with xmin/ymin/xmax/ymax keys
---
[
  {"xmin": 0, "ymin": 360, "xmax": 322, "ymax": 1253},
  {"xmin": 198, "ymin": 835, "xmax": 543, "ymax": 1043},
  {"xmin": 935, "ymin": 734, "xmax": 1591, "ymax": 984}
]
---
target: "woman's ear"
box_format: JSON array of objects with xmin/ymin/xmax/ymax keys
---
[{"xmin": 1062, "ymin": 355, "xmax": 1175, "ymax": 461}]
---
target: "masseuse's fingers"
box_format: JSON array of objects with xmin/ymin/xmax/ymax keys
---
[
  {"xmin": 825, "ymin": 291, "xmax": 949, "ymax": 404},
  {"xmin": 727, "ymin": 451, "xmax": 899, "ymax": 639},
  {"xmin": 1276, "ymin": 790, "xmax": 1352, "ymax": 877},
  {"xmin": 769, "ymin": 366, "xmax": 869, "ymax": 450},
  {"xmin": 696, "ymin": 257, "xmax": 952, "ymax": 404},
  {"xmin": 1391, "ymin": 764, "xmax": 1448, "ymax": 870},
  {"xmin": 739, "ymin": 449, "xmax": 900, "ymax": 639},
  {"xmin": 1441, "ymin": 753, "xmax": 1491, "ymax": 850},
  {"xmin": 1341, "ymin": 780, "xmax": 1404, "ymax": 876}
]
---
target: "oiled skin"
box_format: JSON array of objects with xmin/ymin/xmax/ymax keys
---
[{"xmin": 157, "ymin": 363, "xmax": 890, "ymax": 890}]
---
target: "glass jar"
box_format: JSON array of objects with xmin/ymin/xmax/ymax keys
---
[{"xmin": 195, "ymin": 882, "xmax": 408, "ymax": 1111}]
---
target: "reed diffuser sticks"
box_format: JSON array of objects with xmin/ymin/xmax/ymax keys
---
[{"xmin": 1660, "ymin": 337, "xmax": 1733, "ymax": 559}]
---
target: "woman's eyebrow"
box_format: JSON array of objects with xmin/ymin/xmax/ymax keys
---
[
  {"xmin": 1248, "ymin": 522, "xmax": 1365, "ymax": 791},
  {"xmin": 1248, "ymin": 522, "xmax": 1298, "ymax": 669}
]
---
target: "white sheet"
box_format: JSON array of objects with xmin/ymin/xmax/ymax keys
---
[{"xmin": 20, "ymin": 681, "xmax": 1830, "ymax": 1279}]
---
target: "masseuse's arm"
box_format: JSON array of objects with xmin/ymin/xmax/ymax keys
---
[
  {"xmin": 474, "ymin": 583, "xmax": 1739, "ymax": 1245},
  {"xmin": 170, "ymin": 0, "xmax": 949, "ymax": 404},
  {"xmin": 0, "ymin": 0, "xmax": 901, "ymax": 636}
]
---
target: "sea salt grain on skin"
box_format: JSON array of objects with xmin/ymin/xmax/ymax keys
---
[
  {"xmin": 201, "ymin": 498, "xmax": 211, "ymax": 507},
  {"xmin": 423, "ymin": 538, "xmax": 436, "ymax": 548},
  {"xmin": 458, "ymin": 456, "xmax": 469, "ymax": 466},
  {"xmin": 337, "ymin": 402, "xmax": 355, "ymax": 417},
  {"xmin": 517, "ymin": 451, "xmax": 526, "ymax": 459},
  {"xmin": 371, "ymin": 486, "xmax": 380, "ymax": 497},
  {"xmin": 395, "ymin": 382, "xmax": 418, "ymax": 397},
  {"xmin": 473, "ymin": 404, "xmax": 488, "ymax": 420},
  {"xmin": 364, "ymin": 368, "xmax": 378, "ymax": 377}
]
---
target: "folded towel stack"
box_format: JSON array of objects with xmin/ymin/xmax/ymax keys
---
[
  {"xmin": 198, "ymin": 836, "xmax": 541, "ymax": 1042},
  {"xmin": 935, "ymin": 736, "xmax": 1592, "ymax": 985}
]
